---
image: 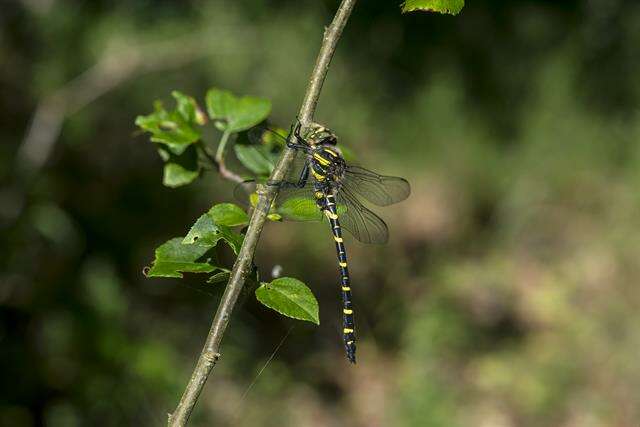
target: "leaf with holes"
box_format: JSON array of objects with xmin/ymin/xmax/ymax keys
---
[
  {"xmin": 182, "ymin": 213, "xmax": 244, "ymax": 254},
  {"xmin": 135, "ymin": 92, "xmax": 204, "ymax": 155},
  {"xmin": 144, "ymin": 237, "xmax": 217, "ymax": 278},
  {"xmin": 255, "ymin": 277, "xmax": 319, "ymax": 325}
]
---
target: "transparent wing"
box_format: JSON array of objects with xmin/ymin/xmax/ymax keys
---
[
  {"xmin": 234, "ymin": 178, "xmax": 323, "ymax": 222},
  {"xmin": 247, "ymin": 125, "xmax": 288, "ymax": 146},
  {"xmin": 342, "ymin": 166, "xmax": 411, "ymax": 207},
  {"xmin": 248, "ymin": 125, "xmax": 311, "ymax": 184},
  {"xmin": 335, "ymin": 185, "xmax": 389, "ymax": 244},
  {"xmin": 274, "ymin": 182, "xmax": 323, "ymax": 222},
  {"xmin": 233, "ymin": 180, "xmax": 259, "ymax": 208}
]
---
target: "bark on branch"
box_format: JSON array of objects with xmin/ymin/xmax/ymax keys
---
[{"xmin": 167, "ymin": 1, "xmax": 358, "ymax": 425}]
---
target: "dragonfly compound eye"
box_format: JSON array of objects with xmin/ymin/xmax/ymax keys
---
[{"xmin": 305, "ymin": 122, "xmax": 338, "ymax": 146}]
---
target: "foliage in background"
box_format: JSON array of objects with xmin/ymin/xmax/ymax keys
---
[{"xmin": 4, "ymin": 1, "xmax": 640, "ymax": 426}]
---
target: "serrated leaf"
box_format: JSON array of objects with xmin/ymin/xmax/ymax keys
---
[
  {"xmin": 183, "ymin": 213, "xmax": 244, "ymax": 254},
  {"xmin": 255, "ymin": 277, "xmax": 319, "ymax": 324},
  {"xmin": 136, "ymin": 95, "xmax": 202, "ymax": 155},
  {"xmin": 401, "ymin": 0, "xmax": 464, "ymax": 15},
  {"xmin": 205, "ymin": 88, "xmax": 271, "ymax": 133},
  {"xmin": 158, "ymin": 145, "xmax": 200, "ymax": 188},
  {"xmin": 208, "ymin": 203, "xmax": 249, "ymax": 227},
  {"xmin": 144, "ymin": 237, "xmax": 217, "ymax": 278}
]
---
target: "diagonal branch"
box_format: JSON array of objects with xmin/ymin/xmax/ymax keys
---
[{"xmin": 167, "ymin": 0, "xmax": 358, "ymax": 425}]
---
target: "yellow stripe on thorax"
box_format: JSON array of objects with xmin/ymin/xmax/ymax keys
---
[
  {"xmin": 313, "ymin": 153, "xmax": 330, "ymax": 166},
  {"xmin": 311, "ymin": 169, "xmax": 325, "ymax": 180}
]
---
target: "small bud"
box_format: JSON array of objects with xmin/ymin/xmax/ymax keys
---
[{"xmin": 271, "ymin": 264, "xmax": 283, "ymax": 278}]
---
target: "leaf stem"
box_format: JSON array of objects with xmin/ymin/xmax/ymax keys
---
[
  {"xmin": 197, "ymin": 130, "xmax": 244, "ymax": 183},
  {"xmin": 214, "ymin": 129, "xmax": 231, "ymax": 163},
  {"xmin": 167, "ymin": 1, "xmax": 358, "ymax": 425}
]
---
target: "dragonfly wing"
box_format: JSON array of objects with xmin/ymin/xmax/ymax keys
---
[
  {"xmin": 343, "ymin": 166, "xmax": 410, "ymax": 206},
  {"xmin": 249, "ymin": 125, "xmax": 311, "ymax": 184},
  {"xmin": 274, "ymin": 182, "xmax": 323, "ymax": 222},
  {"xmin": 335, "ymin": 185, "xmax": 389, "ymax": 244},
  {"xmin": 247, "ymin": 125, "xmax": 288, "ymax": 146}
]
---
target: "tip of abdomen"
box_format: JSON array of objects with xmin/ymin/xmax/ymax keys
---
[{"xmin": 345, "ymin": 343, "xmax": 356, "ymax": 364}]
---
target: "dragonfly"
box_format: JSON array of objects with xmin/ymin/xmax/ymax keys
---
[{"xmin": 237, "ymin": 120, "xmax": 410, "ymax": 363}]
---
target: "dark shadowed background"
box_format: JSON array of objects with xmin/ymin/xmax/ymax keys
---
[{"xmin": 2, "ymin": 0, "xmax": 640, "ymax": 426}]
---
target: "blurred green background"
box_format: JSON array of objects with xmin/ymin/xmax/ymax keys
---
[{"xmin": 2, "ymin": 1, "xmax": 640, "ymax": 426}]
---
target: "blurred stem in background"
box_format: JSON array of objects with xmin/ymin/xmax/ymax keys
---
[{"xmin": 16, "ymin": 31, "xmax": 218, "ymax": 181}]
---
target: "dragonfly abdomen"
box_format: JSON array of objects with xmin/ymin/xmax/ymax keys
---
[{"xmin": 323, "ymin": 192, "xmax": 357, "ymax": 364}]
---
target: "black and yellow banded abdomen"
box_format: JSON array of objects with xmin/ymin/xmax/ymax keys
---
[{"xmin": 322, "ymin": 192, "xmax": 356, "ymax": 363}]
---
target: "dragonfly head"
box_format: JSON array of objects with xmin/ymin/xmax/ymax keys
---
[{"xmin": 304, "ymin": 122, "xmax": 338, "ymax": 146}]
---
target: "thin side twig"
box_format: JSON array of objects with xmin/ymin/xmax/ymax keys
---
[
  {"xmin": 16, "ymin": 29, "xmax": 242, "ymax": 180},
  {"xmin": 167, "ymin": 0, "xmax": 358, "ymax": 425}
]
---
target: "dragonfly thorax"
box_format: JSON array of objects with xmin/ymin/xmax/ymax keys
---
[{"xmin": 310, "ymin": 146, "xmax": 346, "ymax": 183}]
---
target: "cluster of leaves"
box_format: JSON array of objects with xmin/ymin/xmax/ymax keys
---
[
  {"xmin": 136, "ymin": 89, "xmax": 319, "ymax": 325},
  {"xmin": 134, "ymin": 0, "xmax": 464, "ymax": 327},
  {"xmin": 135, "ymin": 89, "xmax": 272, "ymax": 187}
]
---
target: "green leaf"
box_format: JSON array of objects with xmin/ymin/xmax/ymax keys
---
[
  {"xmin": 135, "ymin": 93, "xmax": 202, "ymax": 155},
  {"xmin": 234, "ymin": 143, "xmax": 276, "ymax": 175},
  {"xmin": 277, "ymin": 198, "xmax": 322, "ymax": 221},
  {"xmin": 207, "ymin": 269, "xmax": 231, "ymax": 285},
  {"xmin": 173, "ymin": 91, "xmax": 198, "ymax": 123},
  {"xmin": 267, "ymin": 213, "xmax": 282, "ymax": 222},
  {"xmin": 255, "ymin": 277, "xmax": 319, "ymax": 324},
  {"xmin": 208, "ymin": 203, "xmax": 249, "ymax": 227},
  {"xmin": 205, "ymin": 88, "xmax": 271, "ymax": 133},
  {"xmin": 158, "ymin": 145, "xmax": 200, "ymax": 188},
  {"xmin": 182, "ymin": 213, "xmax": 244, "ymax": 254},
  {"xmin": 401, "ymin": 0, "xmax": 464, "ymax": 15},
  {"xmin": 144, "ymin": 238, "xmax": 217, "ymax": 278},
  {"xmin": 275, "ymin": 197, "xmax": 347, "ymax": 222}
]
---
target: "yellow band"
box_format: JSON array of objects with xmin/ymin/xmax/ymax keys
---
[
  {"xmin": 343, "ymin": 328, "xmax": 354, "ymax": 334},
  {"xmin": 343, "ymin": 309, "xmax": 353, "ymax": 314},
  {"xmin": 339, "ymin": 262, "xmax": 347, "ymax": 267},
  {"xmin": 341, "ymin": 286, "xmax": 350, "ymax": 291}
]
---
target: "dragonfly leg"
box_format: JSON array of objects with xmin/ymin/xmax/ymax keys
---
[{"xmin": 267, "ymin": 162, "xmax": 310, "ymax": 189}]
